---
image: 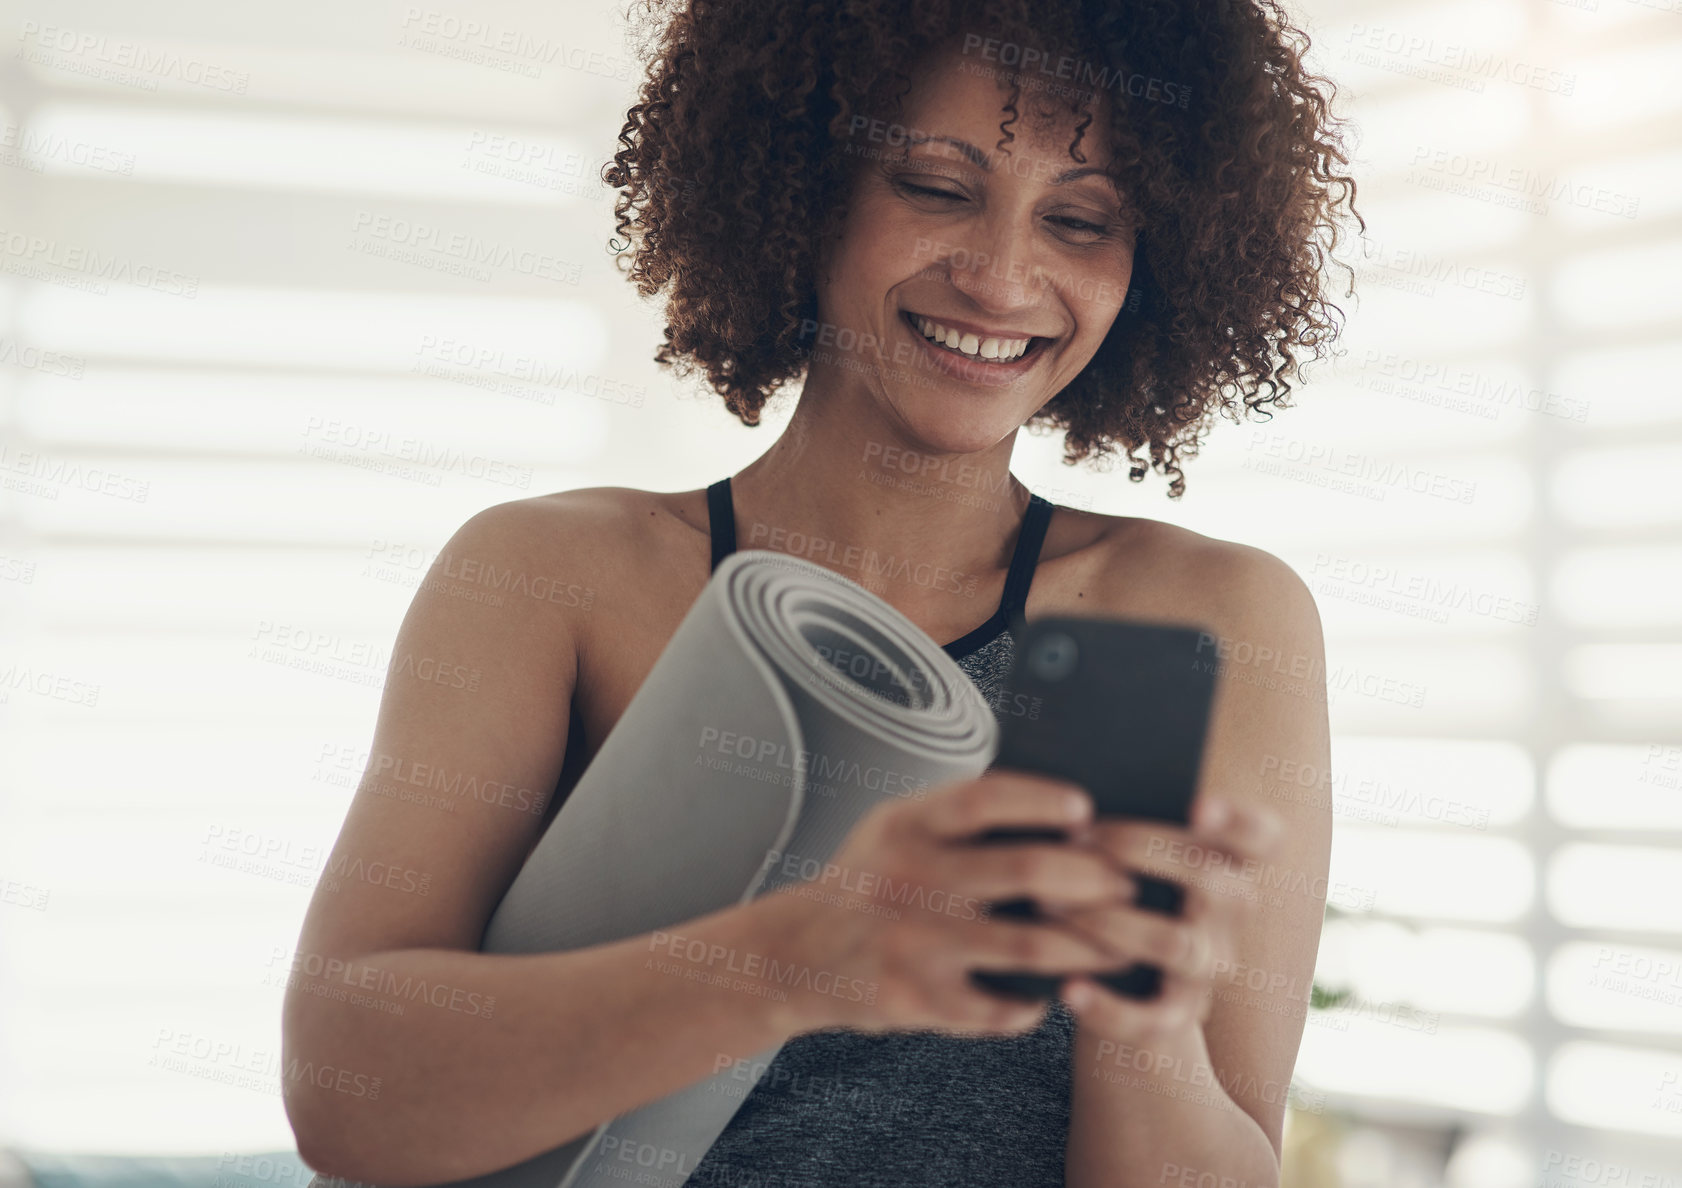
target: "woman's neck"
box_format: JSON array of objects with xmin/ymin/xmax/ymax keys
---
[{"xmin": 728, "ymin": 389, "xmax": 1034, "ymax": 608}]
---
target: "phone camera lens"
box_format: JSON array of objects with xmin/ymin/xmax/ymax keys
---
[{"xmin": 1028, "ymin": 632, "xmax": 1078, "ymax": 681}]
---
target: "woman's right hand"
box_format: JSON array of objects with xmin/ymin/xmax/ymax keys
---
[{"xmin": 756, "ymin": 770, "xmax": 1139, "ymax": 1037}]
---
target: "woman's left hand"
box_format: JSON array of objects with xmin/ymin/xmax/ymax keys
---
[{"xmin": 1047, "ymin": 793, "xmax": 1286, "ymax": 1039}]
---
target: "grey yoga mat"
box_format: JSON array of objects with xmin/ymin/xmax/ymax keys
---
[{"xmin": 320, "ymin": 548, "xmax": 1000, "ymax": 1188}]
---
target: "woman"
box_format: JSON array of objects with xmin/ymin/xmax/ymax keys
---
[{"xmin": 283, "ymin": 0, "xmax": 1358, "ymax": 1184}]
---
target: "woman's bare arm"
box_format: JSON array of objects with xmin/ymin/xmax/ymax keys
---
[{"xmin": 281, "ymin": 494, "xmax": 811, "ymax": 1185}]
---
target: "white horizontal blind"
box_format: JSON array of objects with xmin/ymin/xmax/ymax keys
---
[{"xmin": 0, "ymin": 0, "xmax": 692, "ymax": 1152}]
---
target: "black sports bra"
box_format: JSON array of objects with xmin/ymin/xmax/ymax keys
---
[{"xmin": 705, "ymin": 474, "xmax": 1055, "ymax": 662}]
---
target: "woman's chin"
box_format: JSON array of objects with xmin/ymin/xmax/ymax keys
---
[{"xmin": 889, "ymin": 398, "xmax": 1027, "ymax": 458}]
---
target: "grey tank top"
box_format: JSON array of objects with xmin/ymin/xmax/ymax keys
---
[{"xmin": 689, "ymin": 478, "xmax": 1074, "ymax": 1187}]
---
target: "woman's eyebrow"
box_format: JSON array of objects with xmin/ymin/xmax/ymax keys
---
[{"xmin": 904, "ymin": 132, "xmax": 1115, "ymax": 187}]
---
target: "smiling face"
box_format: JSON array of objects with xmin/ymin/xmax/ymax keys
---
[{"xmin": 810, "ymin": 33, "xmax": 1138, "ymax": 454}]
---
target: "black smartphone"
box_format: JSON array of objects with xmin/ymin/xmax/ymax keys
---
[{"xmin": 968, "ymin": 614, "xmax": 1219, "ymax": 1003}]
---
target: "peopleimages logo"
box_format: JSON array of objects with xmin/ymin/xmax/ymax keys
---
[
  {"xmin": 1408, "ymin": 145, "xmax": 1640, "ymax": 219},
  {"xmin": 958, "ymin": 33, "xmax": 1194, "ymax": 108},
  {"xmin": 0, "ymin": 443, "xmax": 148, "ymax": 502},
  {"xmin": 16, "ymin": 21, "xmax": 251, "ymax": 93},
  {"xmin": 1539, "ymin": 1149, "xmax": 1674, "ymax": 1187},
  {"xmin": 349, "ymin": 210, "xmax": 583, "ymax": 284},
  {"xmin": 695, "ymin": 727, "xmax": 930, "ymax": 800},
  {"xmin": 645, "ymin": 931, "xmax": 879, "ymax": 1005},
  {"xmin": 272, "ymin": 949, "xmax": 496, "ymax": 1019},
  {"xmin": 757, "ymin": 849, "xmax": 985, "ymax": 921},
  {"xmin": 397, "ymin": 8, "xmax": 636, "ymax": 82}
]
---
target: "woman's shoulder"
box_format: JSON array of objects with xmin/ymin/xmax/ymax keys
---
[
  {"xmin": 433, "ymin": 487, "xmax": 709, "ymax": 692},
  {"xmin": 1054, "ymin": 504, "xmax": 1311, "ymax": 630},
  {"xmin": 456, "ymin": 485, "xmax": 704, "ymax": 569},
  {"xmin": 468, "ymin": 484, "xmax": 683, "ymax": 528}
]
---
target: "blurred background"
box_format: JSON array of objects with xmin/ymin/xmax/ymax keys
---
[{"xmin": 0, "ymin": 0, "xmax": 1676, "ymax": 1185}]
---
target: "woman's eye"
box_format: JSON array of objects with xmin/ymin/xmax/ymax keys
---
[
  {"xmin": 893, "ymin": 177, "xmax": 1113, "ymax": 237},
  {"xmin": 894, "ymin": 179, "xmax": 963, "ymax": 201}
]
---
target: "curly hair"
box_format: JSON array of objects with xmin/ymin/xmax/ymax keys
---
[{"xmin": 603, "ymin": 0, "xmax": 1363, "ymax": 498}]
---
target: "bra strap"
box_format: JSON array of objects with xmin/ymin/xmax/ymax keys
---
[
  {"xmin": 706, "ymin": 477, "xmax": 736, "ymax": 574},
  {"xmin": 999, "ymin": 494, "xmax": 1054, "ymax": 623}
]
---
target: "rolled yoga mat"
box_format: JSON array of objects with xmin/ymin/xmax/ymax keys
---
[{"xmin": 318, "ymin": 548, "xmax": 1000, "ymax": 1188}]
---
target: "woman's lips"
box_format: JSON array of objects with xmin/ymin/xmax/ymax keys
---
[{"xmin": 898, "ymin": 310, "xmax": 1050, "ymax": 387}]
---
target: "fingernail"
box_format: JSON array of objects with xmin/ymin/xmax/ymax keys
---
[{"xmin": 1202, "ymin": 797, "xmax": 1229, "ymax": 829}]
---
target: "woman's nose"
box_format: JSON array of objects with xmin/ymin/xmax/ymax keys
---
[{"xmin": 939, "ymin": 215, "xmax": 1045, "ymax": 312}]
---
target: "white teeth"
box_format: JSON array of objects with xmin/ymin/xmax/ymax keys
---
[{"xmin": 912, "ymin": 315, "xmax": 1030, "ymax": 362}]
